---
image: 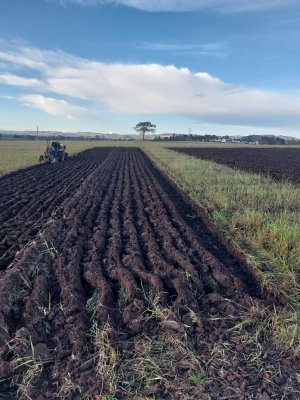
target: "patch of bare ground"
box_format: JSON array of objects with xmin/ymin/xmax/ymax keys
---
[
  {"xmin": 171, "ymin": 147, "xmax": 300, "ymax": 184},
  {"xmin": 0, "ymin": 148, "xmax": 299, "ymax": 399}
]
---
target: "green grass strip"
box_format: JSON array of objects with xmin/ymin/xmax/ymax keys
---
[{"xmin": 142, "ymin": 143, "xmax": 300, "ymax": 305}]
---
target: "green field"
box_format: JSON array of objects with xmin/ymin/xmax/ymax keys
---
[{"xmin": 1, "ymin": 139, "xmax": 299, "ymax": 353}]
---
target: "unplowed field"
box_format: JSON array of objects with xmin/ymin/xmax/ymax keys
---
[
  {"xmin": 0, "ymin": 148, "xmax": 299, "ymax": 399},
  {"xmin": 171, "ymin": 147, "xmax": 300, "ymax": 184}
]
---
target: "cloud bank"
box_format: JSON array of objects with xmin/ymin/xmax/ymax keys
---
[
  {"xmin": 56, "ymin": 0, "xmax": 299, "ymax": 12},
  {"xmin": 0, "ymin": 42, "xmax": 300, "ymax": 128}
]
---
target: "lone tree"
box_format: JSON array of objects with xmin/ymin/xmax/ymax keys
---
[{"xmin": 134, "ymin": 121, "xmax": 156, "ymax": 141}]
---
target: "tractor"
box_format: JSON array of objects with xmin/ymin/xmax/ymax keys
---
[{"xmin": 39, "ymin": 141, "xmax": 68, "ymax": 163}]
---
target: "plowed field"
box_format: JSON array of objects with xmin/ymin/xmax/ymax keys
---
[
  {"xmin": 171, "ymin": 147, "xmax": 300, "ymax": 184},
  {"xmin": 0, "ymin": 148, "xmax": 299, "ymax": 399}
]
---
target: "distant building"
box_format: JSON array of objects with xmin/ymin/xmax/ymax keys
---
[{"xmin": 159, "ymin": 133, "xmax": 176, "ymax": 139}]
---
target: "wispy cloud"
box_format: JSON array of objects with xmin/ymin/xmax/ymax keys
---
[
  {"xmin": 0, "ymin": 73, "xmax": 44, "ymax": 88},
  {"xmin": 53, "ymin": 0, "xmax": 299, "ymax": 12},
  {"xmin": 135, "ymin": 42, "xmax": 227, "ymax": 57},
  {"xmin": 20, "ymin": 94, "xmax": 90, "ymax": 119},
  {"xmin": 0, "ymin": 95, "xmax": 15, "ymax": 100},
  {"xmin": 1, "ymin": 42, "xmax": 300, "ymax": 128}
]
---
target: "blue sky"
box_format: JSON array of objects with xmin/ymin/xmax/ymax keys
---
[{"xmin": 1, "ymin": 0, "xmax": 300, "ymax": 137}]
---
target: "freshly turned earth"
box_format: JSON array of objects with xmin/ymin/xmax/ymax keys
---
[
  {"xmin": 0, "ymin": 148, "xmax": 299, "ymax": 399},
  {"xmin": 171, "ymin": 147, "xmax": 300, "ymax": 184}
]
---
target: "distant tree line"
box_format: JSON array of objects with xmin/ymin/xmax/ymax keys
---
[
  {"xmin": 1, "ymin": 132, "xmax": 299, "ymax": 145},
  {"xmin": 154, "ymin": 133, "xmax": 299, "ymax": 145},
  {"xmin": 154, "ymin": 134, "xmax": 227, "ymax": 142},
  {"xmin": 243, "ymin": 135, "xmax": 286, "ymax": 145}
]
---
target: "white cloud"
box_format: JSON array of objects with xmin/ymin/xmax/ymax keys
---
[
  {"xmin": 20, "ymin": 94, "xmax": 90, "ymax": 119},
  {"xmin": 1, "ymin": 43, "xmax": 300, "ymax": 128},
  {"xmin": 43, "ymin": 63, "xmax": 300, "ymax": 128},
  {"xmin": 0, "ymin": 73, "xmax": 44, "ymax": 88},
  {"xmin": 55, "ymin": 0, "xmax": 299, "ymax": 12}
]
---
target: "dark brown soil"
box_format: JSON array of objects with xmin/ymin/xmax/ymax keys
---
[
  {"xmin": 0, "ymin": 148, "xmax": 299, "ymax": 399},
  {"xmin": 170, "ymin": 147, "xmax": 300, "ymax": 184}
]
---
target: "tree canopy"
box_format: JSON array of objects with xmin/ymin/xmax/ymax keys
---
[{"xmin": 134, "ymin": 121, "xmax": 156, "ymax": 140}]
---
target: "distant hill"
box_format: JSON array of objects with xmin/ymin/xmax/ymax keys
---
[{"xmin": 0, "ymin": 130, "xmax": 134, "ymax": 140}]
